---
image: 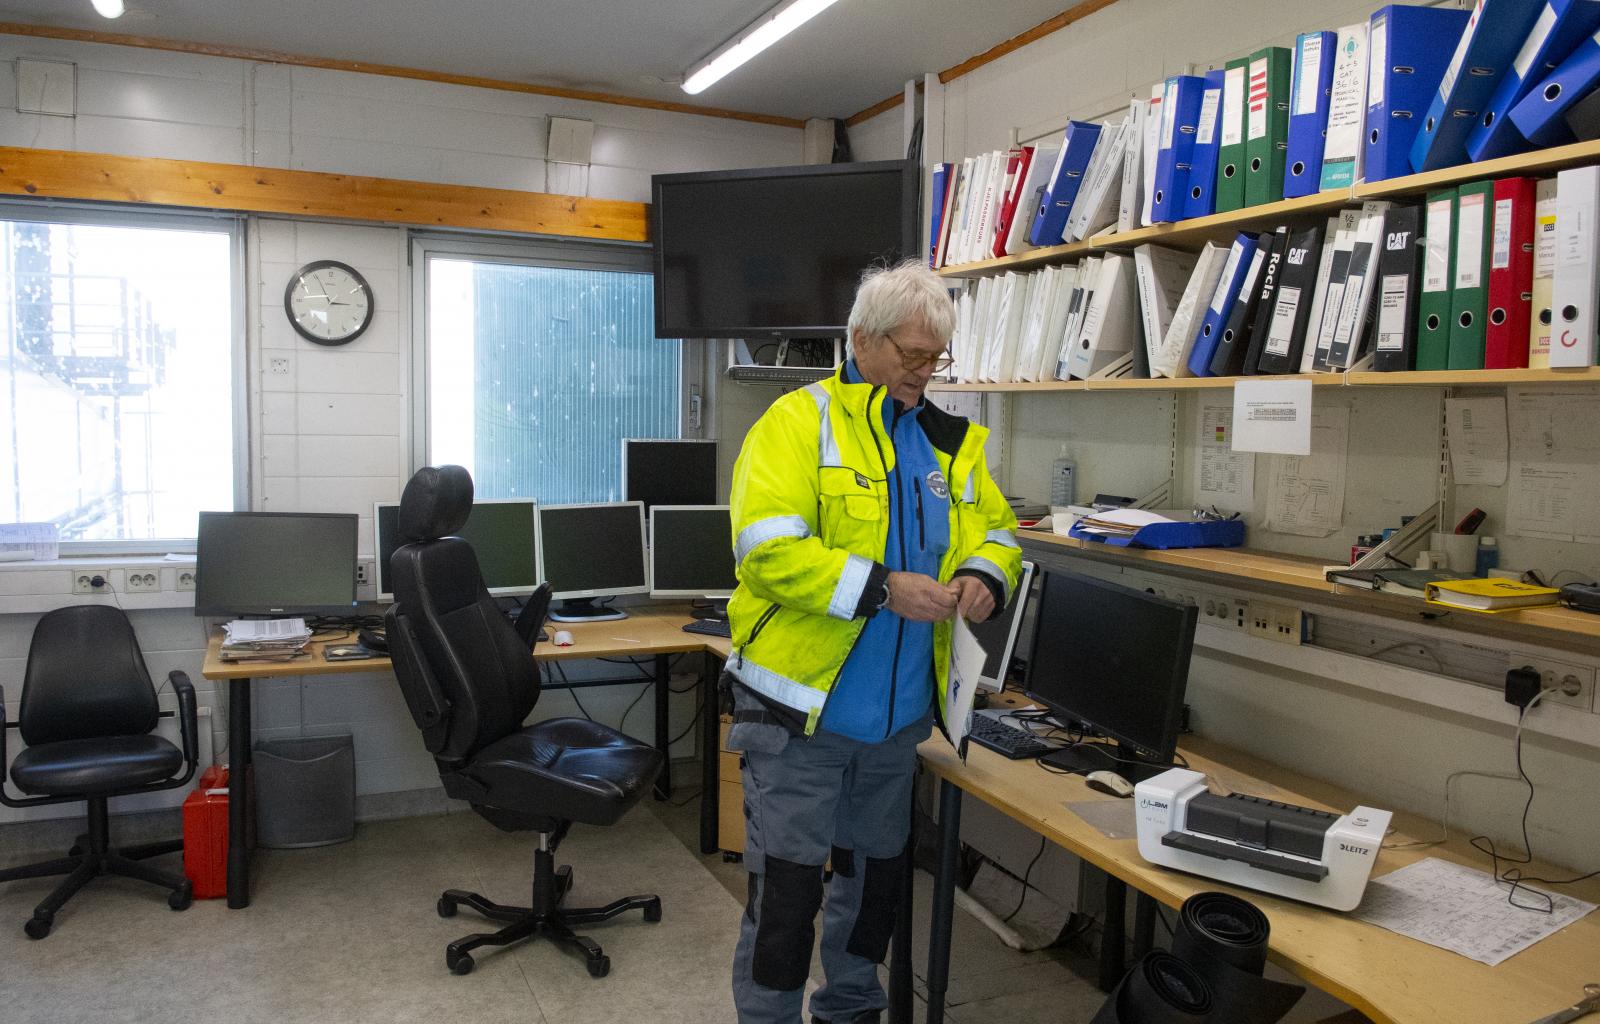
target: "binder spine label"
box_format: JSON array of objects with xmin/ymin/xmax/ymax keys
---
[
  {"xmin": 1377, "ymin": 275, "xmax": 1409, "ymax": 350},
  {"xmin": 1197, "ymin": 88, "xmax": 1222, "ymax": 145},
  {"xmin": 1161, "ymin": 80, "xmax": 1179, "ymax": 148},
  {"xmin": 1367, "ymin": 16, "xmax": 1387, "ymax": 109},
  {"xmin": 1247, "ymin": 58, "xmax": 1270, "ymax": 141},
  {"xmin": 1264, "ymin": 285, "xmax": 1302, "ymax": 356},
  {"xmin": 1513, "ymin": 5, "xmax": 1558, "ymax": 81},
  {"xmin": 1222, "ymin": 67, "xmax": 1245, "ymax": 146},
  {"xmin": 1212, "ymin": 243, "xmax": 1245, "ymax": 314},
  {"xmin": 1456, "ymin": 192, "xmax": 1486, "ymax": 290},
  {"xmin": 1425, "ymin": 199, "xmax": 1453, "ymax": 291},
  {"xmin": 1296, "ymin": 34, "xmax": 1324, "ymax": 115},
  {"xmin": 1437, "ymin": 1, "xmax": 1482, "ymax": 102},
  {"xmin": 1558, "ymin": 201, "xmax": 1588, "ymax": 268},
  {"xmin": 1493, "ymin": 197, "xmax": 1514, "ymax": 269}
]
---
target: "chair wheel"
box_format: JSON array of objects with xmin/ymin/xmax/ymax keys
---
[
  {"xmin": 169, "ymin": 885, "xmax": 193, "ymax": 911},
  {"xmin": 643, "ymin": 899, "xmax": 662, "ymax": 923},
  {"xmin": 447, "ymin": 950, "xmax": 474, "ymax": 975},
  {"xmin": 722, "ymin": 852, "xmax": 742, "ymax": 863},
  {"xmin": 587, "ymin": 955, "xmax": 610, "ymax": 978},
  {"xmin": 437, "ymin": 896, "xmax": 457, "ymax": 918},
  {"xmin": 24, "ymin": 915, "xmax": 52, "ymax": 940}
]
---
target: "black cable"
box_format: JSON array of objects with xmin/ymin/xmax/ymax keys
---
[
  {"xmin": 617, "ymin": 681, "xmax": 652, "ymax": 736},
  {"xmin": 669, "ymin": 786, "xmax": 703, "ymax": 808},
  {"xmin": 1155, "ymin": 905, "xmax": 1175, "ymax": 937},
  {"xmin": 1002, "ymin": 835, "xmax": 1048, "ymax": 923},
  {"xmin": 667, "ymin": 696, "xmax": 705, "ymax": 747},
  {"xmin": 552, "ymin": 662, "xmax": 595, "ymax": 721}
]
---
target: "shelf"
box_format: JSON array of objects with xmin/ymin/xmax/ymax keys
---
[
  {"xmin": 1353, "ymin": 138, "xmax": 1600, "ymax": 201},
  {"xmin": 1087, "ymin": 189, "xmax": 1353, "ymax": 252},
  {"xmin": 1018, "ymin": 529, "xmax": 1600, "ymax": 652},
  {"xmin": 938, "ymin": 238, "xmax": 1096, "ymax": 278},
  {"xmin": 931, "ymin": 367, "xmax": 1600, "ymax": 393}
]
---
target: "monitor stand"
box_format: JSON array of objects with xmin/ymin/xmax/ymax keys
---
[
  {"xmin": 690, "ymin": 598, "xmax": 729, "ymax": 621},
  {"xmin": 548, "ymin": 598, "xmax": 628, "ymax": 623},
  {"xmin": 1038, "ymin": 741, "xmax": 1170, "ymax": 785}
]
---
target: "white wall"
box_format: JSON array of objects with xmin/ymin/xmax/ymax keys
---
[{"xmin": 0, "ymin": 33, "xmax": 801, "ymax": 820}]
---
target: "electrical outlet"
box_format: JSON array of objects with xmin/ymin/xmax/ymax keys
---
[
  {"xmin": 1511, "ymin": 656, "xmax": 1596, "ymax": 712},
  {"xmin": 355, "ymin": 559, "xmax": 373, "ymax": 586},
  {"xmin": 72, "ymin": 568, "xmax": 111, "ymax": 595},
  {"xmin": 177, "ymin": 569, "xmax": 197, "ymax": 591},
  {"xmin": 125, "ymin": 570, "xmax": 160, "ymax": 593},
  {"xmin": 1248, "ymin": 602, "xmax": 1302, "ymax": 644}
]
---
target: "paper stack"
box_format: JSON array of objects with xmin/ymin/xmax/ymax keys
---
[
  {"xmin": 220, "ymin": 618, "xmax": 313, "ymax": 662},
  {"xmin": 1072, "ymin": 508, "xmax": 1175, "ymax": 538}
]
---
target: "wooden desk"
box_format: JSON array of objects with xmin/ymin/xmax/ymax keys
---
[
  {"xmin": 199, "ymin": 607, "xmax": 733, "ymax": 909},
  {"xmin": 902, "ymin": 716, "xmax": 1600, "ymax": 1024}
]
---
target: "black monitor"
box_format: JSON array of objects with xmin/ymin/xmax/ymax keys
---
[
  {"xmin": 623, "ymin": 439, "xmax": 718, "ymax": 512},
  {"xmin": 649, "ymin": 505, "xmax": 736, "ymax": 617},
  {"xmin": 373, "ymin": 499, "xmax": 538, "ymax": 602},
  {"xmin": 1023, "ymin": 569, "xmax": 1197, "ymax": 781},
  {"xmin": 651, "ymin": 160, "xmax": 919, "ymax": 338},
  {"xmin": 194, "ymin": 512, "xmax": 358, "ymax": 617},
  {"xmin": 537, "ymin": 502, "xmax": 649, "ymax": 622}
]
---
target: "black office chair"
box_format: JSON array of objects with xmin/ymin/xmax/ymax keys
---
[
  {"xmin": 385, "ymin": 465, "xmax": 663, "ymax": 977},
  {"xmin": 0, "ymin": 605, "xmax": 199, "ymax": 938}
]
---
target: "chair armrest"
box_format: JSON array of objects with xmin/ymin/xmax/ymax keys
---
[
  {"xmin": 386, "ymin": 607, "xmax": 453, "ymax": 753},
  {"xmin": 169, "ymin": 670, "xmax": 199, "ymax": 767}
]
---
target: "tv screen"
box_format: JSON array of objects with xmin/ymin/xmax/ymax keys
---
[{"xmin": 652, "ymin": 160, "xmax": 919, "ymax": 338}]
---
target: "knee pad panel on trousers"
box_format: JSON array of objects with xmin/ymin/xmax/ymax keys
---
[
  {"xmin": 752, "ymin": 856, "xmax": 825, "ymax": 991},
  {"xmin": 845, "ymin": 850, "xmax": 905, "ymax": 964},
  {"xmin": 830, "ymin": 845, "xmax": 855, "ymax": 878}
]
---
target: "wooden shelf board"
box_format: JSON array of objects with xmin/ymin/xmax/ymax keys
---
[
  {"xmin": 937, "ymin": 238, "xmax": 1096, "ymax": 278},
  {"xmin": 1353, "ymin": 138, "xmax": 1600, "ymax": 200},
  {"xmin": 927, "ymin": 379, "xmax": 1086, "ymax": 392},
  {"xmin": 1089, "ymin": 190, "xmax": 1351, "ymax": 252},
  {"xmin": 1084, "ymin": 372, "xmax": 1337, "ymax": 391},
  {"xmin": 1346, "ymin": 367, "xmax": 1600, "ymax": 386}
]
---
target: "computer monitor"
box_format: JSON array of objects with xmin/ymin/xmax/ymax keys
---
[
  {"xmin": 623, "ymin": 439, "xmax": 718, "ymax": 512},
  {"xmin": 193, "ymin": 511, "xmax": 358, "ymax": 617},
  {"xmin": 373, "ymin": 499, "xmax": 539, "ymax": 602},
  {"xmin": 968, "ymin": 561, "xmax": 1036, "ymax": 692},
  {"xmin": 1023, "ymin": 569, "xmax": 1197, "ymax": 781},
  {"xmin": 536, "ymin": 502, "xmax": 649, "ymax": 621},
  {"xmin": 649, "ymin": 505, "xmax": 736, "ymax": 615}
]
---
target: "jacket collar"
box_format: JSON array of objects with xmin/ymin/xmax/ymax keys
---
[{"xmin": 838, "ymin": 359, "xmax": 922, "ymax": 426}]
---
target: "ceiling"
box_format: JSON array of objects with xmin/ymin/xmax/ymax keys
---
[{"xmin": 0, "ymin": 0, "xmax": 1077, "ymax": 121}]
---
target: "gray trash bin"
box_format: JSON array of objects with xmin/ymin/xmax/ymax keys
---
[{"xmin": 253, "ymin": 734, "xmax": 356, "ymax": 848}]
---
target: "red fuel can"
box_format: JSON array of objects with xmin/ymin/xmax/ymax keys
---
[{"xmin": 182, "ymin": 766, "xmax": 231, "ymax": 900}]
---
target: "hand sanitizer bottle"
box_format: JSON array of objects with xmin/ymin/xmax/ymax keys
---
[{"xmin": 1050, "ymin": 444, "xmax": 1076, "ymax": 509}]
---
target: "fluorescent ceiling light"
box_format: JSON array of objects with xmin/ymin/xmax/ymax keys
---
[
  {"xmin": 91, "ymin": 0, "xmax": 124, "ymax": 17},
  {"xmin": 682, "ymin": 0, "xmax": 841, "ymax": 95}
]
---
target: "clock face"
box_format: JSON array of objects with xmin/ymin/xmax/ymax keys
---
[{"xmin": 284, "ymin": 260, "xmax": 374, "ymax": 345}]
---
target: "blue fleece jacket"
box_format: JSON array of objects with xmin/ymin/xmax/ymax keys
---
[{"xmin": 818, "ymin": 360, "xmax": 951, "ymax": 743}]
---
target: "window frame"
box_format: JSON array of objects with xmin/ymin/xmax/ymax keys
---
[
  {"xmin": 407, "ymin": 232, "xmax": 691, "ymax": 491},
  {"xmin": 0, "ymin": 198, "xmax": 248, "ymax": 555}
]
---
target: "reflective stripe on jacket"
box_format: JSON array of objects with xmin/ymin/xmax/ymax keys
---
[{"xmin": 726, "ymin": 364, "xmax": 1022, "ymax": 738}]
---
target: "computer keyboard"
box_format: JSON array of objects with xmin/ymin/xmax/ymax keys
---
[
  {"xmin": 966, "ymin": 714, "xmax": 1054, "ymax": 760},
  {"xmin": 681, "ymin": 618, "xmax": 732, "ymax": 638}
]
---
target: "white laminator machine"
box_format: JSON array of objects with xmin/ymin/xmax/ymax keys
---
[{"xmin": 1134, "ymin": 768, "xmax": 1391, "ymax": 911}]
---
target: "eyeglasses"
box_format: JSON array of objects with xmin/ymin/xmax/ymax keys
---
[{"xmin": 885, "ymin": 333, "xmax": 954, "ymax": 373}]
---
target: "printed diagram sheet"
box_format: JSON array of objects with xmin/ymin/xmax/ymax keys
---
[
  {"xmin": 1195, "ymin": 403, "xmax": 1255, "ymax": 514},
  {"xmin": 1263, "ymin": 404, "xmax": 1348, "ymax": 537},
  {"xmin": 1444, "ymin": 396, "xmax": 1508, "ymax": 487},
  {"xmin": 1506, "ymin": 389, "xmax": 1600, "ymax": 542}
]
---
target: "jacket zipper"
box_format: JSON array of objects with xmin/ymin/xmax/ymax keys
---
[
  {"xmin": 878, "ymin": 398, "xmax": 907, "ymax": 740},
  {"xmin": 915, "ymin": 474, "xmax": 926, "ymax": 551}
]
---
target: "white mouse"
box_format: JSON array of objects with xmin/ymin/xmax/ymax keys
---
[
  {"xmin": 1084, "ymin": 769, "xmax": 1134, "ymax": 799},
  {"xmin": 553, "ymin": 630, "xmax": 575, "ymax": 647}
]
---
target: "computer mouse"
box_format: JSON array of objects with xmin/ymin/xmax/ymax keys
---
[
  {"xmin": 552, "ymin": 630, "xmax": 575, "ymax": 647},
  {"xmin": 357, "ymin": 627, "xmax": 388, "ymax": 653},
  {"xmin": 1084, "ymin": 770, "xmax": 1134, "ymax": 798}
]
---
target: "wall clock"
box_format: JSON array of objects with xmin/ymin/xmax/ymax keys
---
[{"xmin": 284, "ymin": 260, "xmax": 374, "ymax": 346}]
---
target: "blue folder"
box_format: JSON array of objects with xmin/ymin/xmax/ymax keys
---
[
  {"xmin": 1151, "ymin": 75, "xmax": 1206, "ymax": 224},
  {"xmin": 1365, "ymin": 5, "xmax": 1472, "ymax": 182},
  {"xmin": 1410, "ymin": 0, "xmax": 1546, "ymax": 173},
  {"xmin": 1469, "ymin": 0, "xmax": 1600, "ymax": 160},
  {"xmin": 1186, "ymin": 233, "xmax": 1260, "ymax": 377},
  {"xmin": 1029, "ymin": 121, "xmax": 1102, "ymax": 246},
  {"xmin": 1183, "ymin": 70, "xmax": 1228, "ymax": 219},
  {"xmin": 1284, "ymin": 31, "xmax": 1337, "ymax": 198},
  {"xmin": 1508, "ymin": 13, "xmax": 1600, "ymax": 145},
  {"xmin": 1068, "ymin": 517, "xmax": 1246, "ymax": 550}
]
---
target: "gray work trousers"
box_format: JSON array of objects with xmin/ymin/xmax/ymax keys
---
[{"xmin": 728, "ymin": 697, "xmax": 929, "ymax": 1024}]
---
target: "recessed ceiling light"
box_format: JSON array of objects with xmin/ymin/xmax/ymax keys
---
[
  {"xmin": 682, "ymin": 0, "xmax": 841, "ymax": 96},
  {"xmin": 90, "ymin": 0, "xmax": 125, "ymax": 18}
]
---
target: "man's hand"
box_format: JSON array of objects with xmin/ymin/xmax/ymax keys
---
[
  {"xmin": 885, "ymin": 571, "xmax": 957, "ymax": 622},
  {"xmin": 951, "ymin": 575, "xmax": 996, "ymax": 623}
]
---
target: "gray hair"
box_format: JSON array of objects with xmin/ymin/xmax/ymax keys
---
[{"xmin": 846, "ymin": 259, "xmax": 957, "ymax": 354}]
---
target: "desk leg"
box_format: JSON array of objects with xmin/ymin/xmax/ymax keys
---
[
  {"xmin": 924, "ymin": 779, "xmax": 961, "ymax": 1024},
  {"xmin": 226, "ymin": 677, "xmax": 251, "ymax": 910},
  {"xmin": 698, "ymin": 655, "xmax": 721, "ymax": 854},
  {"xmin": 1099, "ymin": 873, "xmax": 1127, "ymax": 991},
  {"xmin": 887, "ymin": 799, "xmax": 915, "ymax": 1024},
  {"xmin": 1132, "ymin": 892, "xmax": 1156, "ymax": 959},
  {"xmin": 654, "ymin": 654, "xmax": 671, "ymax": 800}
]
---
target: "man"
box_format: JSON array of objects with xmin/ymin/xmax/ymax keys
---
[{"xmin": 725, "ymin": 260, "xmax": 1022, "ymax": 1024}]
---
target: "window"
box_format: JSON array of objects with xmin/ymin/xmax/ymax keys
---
[
  {"xmin": 417, "ymin": 237, "xmax": 680, "ymax": 503},
  {"xmin": 0, "ymin": 206, "xmax": 241, "ymax": 548}
]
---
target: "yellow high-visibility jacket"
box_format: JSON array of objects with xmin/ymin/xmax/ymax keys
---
[{"xmin": 727, "ymin": 366, "xmax": 1021, "ymax": 737}]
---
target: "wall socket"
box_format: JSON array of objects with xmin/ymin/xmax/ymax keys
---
[
  {"xmin": 125, "ymin": 570, "xmax": 161, "ymax": 593},
  {"xmin": 355, "ymin": 559, "xmax": 373, "ymax": 586},
  {"xmin": 1513, "ymin": 656, "xmax": 1596, "ymax": 712},
  {"xmin": 177, "ymin": 570, "xmax": 197, "ymax": 591},
  {"xmin": 71, "ymin": 569, "xmax": 111, "ymax": 595},
  {"xmin": 1248, "ymin": 602, "xmax": 1303, "ymax": 645}
]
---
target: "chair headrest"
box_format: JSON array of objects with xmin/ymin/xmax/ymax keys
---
[{"xmin": 398, "ymin": 465, "xmax": 473, "ymax": 542}]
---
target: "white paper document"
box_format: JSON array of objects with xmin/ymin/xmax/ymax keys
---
[
  {"xmin": 1353, "ymin": 858, "xmax": 1596, "ymax": 967},
  {"xmin": 1445, "ymin": 396, "xmax": 1508, "ymax": 487},
  {"xmin": 947, "ymin": 617, "xmax": 986, "ymax": 756},
  {"xmin": 1263, "ymin": 404, "xmax": 1348, "ymax": 537},
  {"xmin": 1232, "ymin": 379, "xmax": 1314, "ymax": 455},
  {"xmin": 1195, "ymin": 403, "xmax": 1255, "ymax": 514},
  {"xmin": 223, "ymin": 618, "xmax": 311, "ymax": 643},
  {"xmin": 0, "ymin": 522, "xmax": 59, "ymax": 561},
  {"xmin": 1506, "ymin": 388, "xmax": 1600, "ymax": 542}
]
